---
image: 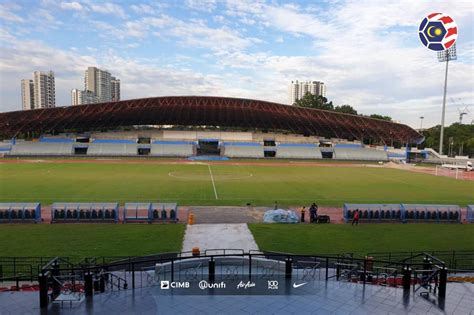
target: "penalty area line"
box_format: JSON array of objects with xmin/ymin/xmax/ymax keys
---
[{"xmin": 207, "ymin": 164, "xmax": 218, "ymax": 200}]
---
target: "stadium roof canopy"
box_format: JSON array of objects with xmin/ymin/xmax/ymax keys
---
[{"xmin": 0, "ymin": 96, "xmax": 423, "ymax": 144}]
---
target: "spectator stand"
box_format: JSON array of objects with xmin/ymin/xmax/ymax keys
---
[
  {"xmin": 151, "ymin": 203, "xmax": 178, "ymax": 223},
  {"xmin": 123, "ymin": 203, "xmax": 152, "ymax": 223},
  {"xmin": 400, "ymin": 204, "xmax": 461, "ymax": 223},
  {"xmin": 51, "ymin": 203, "xmax": 118, "ymax": 223},
  {"xmin": 467, "ymin": 205, "xmax": 474, "ymax": 223},
  {"xmin": 343, "ymin": 204, "xmax": 404, "ymax": 223},
  {"xmin": 0, "ymin": 203, "xmax": 41, "ymax": 223}
]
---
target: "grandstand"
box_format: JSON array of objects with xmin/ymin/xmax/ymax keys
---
[
  {"xmin": 222, "ymin": 142, "xmax": 264, "ymax": 158},
  {"xmin": 87, "ymin": 139, "xmax": 138, "ymax": 156},
  {"xmin": 150, "ymin": 141, "xmax": 195, "ymax": 157},
  {"xmin": 0, "ymin": 96, "xmax": 429, "ymax": 161},
  {"xmin": 11, "ymin": 141, "xmax": 74, "ymax": 156},
  {"xmin": 275, "ymin": 143, "xmax": 322, "ymax": 159}
]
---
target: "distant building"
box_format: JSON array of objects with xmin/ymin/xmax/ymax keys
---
[
  {"xmin": 21, "ymin": 79, "xmax": 34, "ymax": 110},
  {"xmin": 289, "ymin": 80, "xmax": 326, "ymax": 105},
  {"xmin": 71, "ymin": 67, "xmax": 120, "ymax": 105},
  {"xmin": 33, "ymin": 71, "xmax": 56, "ymax": 109},
  {"xmin": 71, "ymin": 89, "xmax": 98, "ymax": 106},
  {"xmin": 111, "ymin": 77, "xmax": 120, "ymax": 101},
  {"xmin": 84, "ymin": 66, "xmax": 120, "ymax": 103}
]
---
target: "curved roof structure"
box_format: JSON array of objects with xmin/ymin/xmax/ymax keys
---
[{"xmin": 0, "ymin": 96, "xmax": 423, "ymax": 144}]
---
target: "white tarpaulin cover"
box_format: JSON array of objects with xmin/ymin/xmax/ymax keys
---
[{"xmin": 263, "ymin": 209, "xmax": 299, "ymax": 223}]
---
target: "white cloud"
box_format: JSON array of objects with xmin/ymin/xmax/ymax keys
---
[
  {"xmin": 59, "ymin": 2, "xmax": 83, "ymax": 11},
  {"xmin": 0, "ymin": 4, "xmax": 24, "ymax": 23},
  {"xmin": 90, "ymin": 3, "xmax": 126, "ymax": 19},
  {"xmin": 130, "ymin": 4, "xmax": 155, "ymax": 15},
  {"xmin": 185, "ymin": 0, "xmax": 217, "ymax": 12}
]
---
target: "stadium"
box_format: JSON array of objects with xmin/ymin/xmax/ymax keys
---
[{"xmin": 0, "ymin": 96, "xmax": 473, "ymax": 313}]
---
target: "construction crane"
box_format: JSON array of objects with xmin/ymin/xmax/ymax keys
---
[{"xmin": 450, "ymin": 97, "xmax": 471, "ymax": 124}]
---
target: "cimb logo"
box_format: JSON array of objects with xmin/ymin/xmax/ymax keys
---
[
  {"xmin": 198, "ymin": 280, "xmax": 226, "ymax": 290},
  {"xmin": 160, "ymin": 280, "xmax": 190, "ymax": 289}
]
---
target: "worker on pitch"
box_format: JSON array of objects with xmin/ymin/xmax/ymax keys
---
[{"xmin": 300, "ymin": 206, "xmax": 306, "ymax": 222}]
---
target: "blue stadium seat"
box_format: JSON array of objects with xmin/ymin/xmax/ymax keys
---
[
  {"xmin": 10, "ymin": 210, "xmax": 17, "ymax": 219},
  {"xmin": 92, "ymin": 210, "xmax": 98, "ymax": 219},
  {"xmin": 420, "ymin": 211, "xmax": 425, "ymax": 220},
  {"xmin": 24, "ymin": 210, "xmax": 31, "ymax": 219},
  {"xmin": 161, "ymin": 209, "xmax": 167, "ymax": 220},
  {"xmin": 111, "ymin": 210, "xmax": 116, "ymax": 219},
  {"xmin": 79, "ymin": 210, "xmax": 85, "ymax": 219},
  {"xmin": 66, "ymin": 210, "xmax": 73, "ymax": 219}
]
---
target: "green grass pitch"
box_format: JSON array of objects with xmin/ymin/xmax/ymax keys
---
[
  {"xmin": 0, "ymin": 224, "xmax": 186, "ymax": 258},
  {"xmin": 248, "ymin": 224, "xmax": 474, "ymax": 255},
  {"xmin": 0, "ymin": 161, "xmax": 472, "ymax": 206}
]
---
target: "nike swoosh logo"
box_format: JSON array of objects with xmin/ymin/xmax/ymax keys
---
[{"xmin": 293, "ymin": 282, "xmax": 308, "ymax": 288}]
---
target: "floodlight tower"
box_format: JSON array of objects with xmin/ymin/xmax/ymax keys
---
[
  {"xmin": 437, "ymin": 43, "xmax": 457, "ymax": 155},
  {"xmin": 419, "ymin": 116, "xmax": 424, "ymax": 131}
]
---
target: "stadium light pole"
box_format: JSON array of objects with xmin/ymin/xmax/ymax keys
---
[
  {"xmin": 419, "ymin": 116, "xmax": 424, "ymax": 131},
  {"xmin": 437, "ymin": 44, "xmax": 457, "ymax": 155}
]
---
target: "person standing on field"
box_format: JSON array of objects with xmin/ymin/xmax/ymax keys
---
[
  {"xmin": 352, "ymin": 209, "xmax": 360, "ymax": 226},
  {"xmin": 300, "ymin": 206, "xmax": 306, "ymax": 223}
]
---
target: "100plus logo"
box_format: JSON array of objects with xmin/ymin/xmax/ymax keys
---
[{"xmin": 160, "ymin": 280, "xmax": 190, "ymax": 289}]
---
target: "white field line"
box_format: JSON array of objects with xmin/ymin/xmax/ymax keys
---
[{"xmin": 207, "ymin": 164, "xmax": 218, "ymax": 200}]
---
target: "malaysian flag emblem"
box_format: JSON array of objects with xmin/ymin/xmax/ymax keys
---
[{"xmin": 419, "ymin": 13, "xmax": 458, "ymax": 51}]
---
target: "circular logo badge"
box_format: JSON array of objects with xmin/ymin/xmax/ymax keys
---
[{"xmin": 419, "ymin": 13, "xmax": 458, "ymax": 51}]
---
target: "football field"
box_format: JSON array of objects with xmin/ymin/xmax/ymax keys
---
[{"xmin": 1, "ymin": 160, "xmax": 473, "ymax": 206}]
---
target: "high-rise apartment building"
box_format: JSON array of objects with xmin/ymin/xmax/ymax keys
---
[
  {"xmin": 72, "ymin": 67, "xmax": 120, "ymax": 106},
  {"xmin": 21, "ymin": 79, "xmax": 34, "ymax": 110},
  {"xmin": 111, "ymin": 77, "xmax": 120, "ymax": 101},
  {"xmin": 33, "ymin": 71, "xmax": 56, "ymax": 109},
  {"xmin": 71, "ymin": 89, "xmax": 98, "ymax": 106},
  {"xmin": 289, "ymin": 80, "xmax": 326, "ymax": 105},
  {"xmin": 84, "ymin": 67, "xmax": 120, "ymax": 103},
  {"xmin": 20, "ymin": 71, "xmax": 55, "ymax": 110}
]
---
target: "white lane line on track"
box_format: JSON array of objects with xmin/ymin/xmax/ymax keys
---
[{"xmin": 207, "ymin": 164, "xmax": 218, "ymax": 200}]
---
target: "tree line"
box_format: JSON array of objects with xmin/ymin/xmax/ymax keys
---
[
  {"xmin": 419, "ymin": 123, "xmax": 474, "ymax": 157},
  {"xmin": 293, "ymin": 93, "xmax": 392, "ymax": 121}
]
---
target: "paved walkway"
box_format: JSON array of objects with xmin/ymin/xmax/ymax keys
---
[{"xmin": 181, "ymin": 223, "xmax": 259, "ymax": 253}]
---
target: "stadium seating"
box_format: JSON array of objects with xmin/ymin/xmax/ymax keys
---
[
  {"xmin": 87, "ymin": 139, "xmax": 137, "ymax": 156},
  {"xmin": 401, "ymin": 204, "xmax": 461, "ymax": 223},
  {"xmin": 222, "ymin": 142, "xmax": 264, "ymax": 158},
  {"xmin": 333, "ymin": 148, "xmax": 388, "ymax": 161},
  {"xmin": 467, "ymin": 205, "xmax": 474, "ymax": 223},
  {"xmin": 0, "ymin": 203, "xmax": 41, "ymax": 223},
  {"xmin": 343, "ymin": 204, "xmax": 403, "ymax": 222},
  {"xmin": 39, "ymin": 137, "xmax": 74, "ymax": 143},
  {"xmin": 344, "ymin": 203, "xmax": 462, "ymax": 223},
  {"xmin": 150, "ymin": 141, "xmax": 195, "ymax": 157},
  {"xmin": 124, "ymin": 202, "xmax": 178, "ymax": 223},
  {"xmin": 275, "ymin": 143, "xmax": 323, "ymax": 159},
  {"xmin": 151, "ymin": 203, "xmax": 178, "ymax": 222},
  {"xmin": 10, "ymin": 142, "xmax": 74, "ymax": 156},
  {"xmin": 51, "ymin": 203, "xmax": 118, "ymax": 223}
]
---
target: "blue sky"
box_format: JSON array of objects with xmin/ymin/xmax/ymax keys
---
[{"xmin": 0, "ymin": 0, "xmax": 473, "ymax": 128}]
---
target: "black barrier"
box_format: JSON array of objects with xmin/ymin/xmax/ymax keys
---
[{"xmin": 34, "ymin": 251, "xmax": 453, "ymax": 307}]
